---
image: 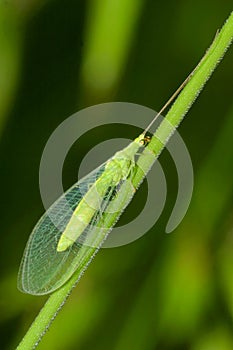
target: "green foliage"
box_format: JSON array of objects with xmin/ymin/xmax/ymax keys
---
[{"xmin": 0, "ymin": 1, "xmax": 232, "ymax": 350}]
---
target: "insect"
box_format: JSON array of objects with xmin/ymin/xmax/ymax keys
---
[
  {"xmin": 18, "ymin": 64, "xmax": 198, "ymax": 295},
  {"xmin": 17, "ymin": 132, "xmax": 151, "ymax": 295}
]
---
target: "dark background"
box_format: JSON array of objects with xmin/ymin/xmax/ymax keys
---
[{"xmin": 0, "ymin": 1, "xmax": 232, "ymax": 349}]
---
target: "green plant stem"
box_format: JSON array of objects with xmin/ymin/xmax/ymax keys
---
[{"xmin": 16, "ymin": 11, "xmax": 233, "ymax": 350}]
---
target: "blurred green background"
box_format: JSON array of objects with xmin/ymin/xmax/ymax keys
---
[{"xmin": 0, "ymin": 1, "xmax": 232, "ymax": 349}]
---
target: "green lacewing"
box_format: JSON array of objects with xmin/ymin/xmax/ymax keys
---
[{"xmin": 18, "ymin": 65, "xmax": 197, "ymax": 295}]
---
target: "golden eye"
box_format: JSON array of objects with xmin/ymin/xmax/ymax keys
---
[{"xmin": 141, "ymin": 136, "xmax": 151, "ymax": 146}]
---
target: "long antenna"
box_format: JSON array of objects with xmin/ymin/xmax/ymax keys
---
[
  {"xmin": 144, "ymin": 71, "xmax": 194, "ymax": 133},
  {"xmin": 144, "ymin": 30, "xmax": 219, "ymax": 134}
]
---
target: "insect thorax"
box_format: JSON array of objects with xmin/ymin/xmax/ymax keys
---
[{"xmin": 105, "ymin": 157, "xmax": 132, "ymax": 181}]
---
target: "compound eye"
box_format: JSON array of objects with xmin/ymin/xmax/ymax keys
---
[{"xmin": 141, "ymin": 135, "xmax": 151, "ymax": 146}]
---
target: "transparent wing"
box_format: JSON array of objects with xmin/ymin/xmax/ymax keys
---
[
  {"xmin": 18, "ymin": 160, "xmax": 135, "ymax": 295},
  {"xmin": 18, "ymin": 163, "xmax": 106, "ymax": 295}
]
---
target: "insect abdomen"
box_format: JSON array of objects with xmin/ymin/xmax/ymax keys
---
[{"xmin": 57, "ymin": 160, "xmax": 123, "ymax": 252}]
